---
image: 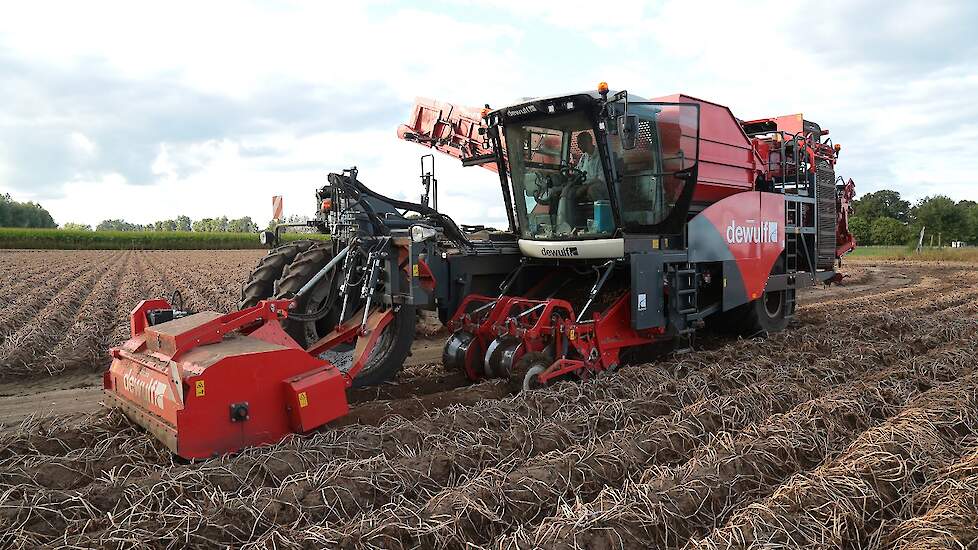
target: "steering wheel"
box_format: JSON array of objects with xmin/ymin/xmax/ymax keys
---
[{"xmin": 559, "ymin": 166, "xmax": 587, "ymax": 186}]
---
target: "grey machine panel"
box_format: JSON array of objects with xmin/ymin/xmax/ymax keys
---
[{"xmin": 630, "ymin": 252, "xmax": 665, "ymax": 330}]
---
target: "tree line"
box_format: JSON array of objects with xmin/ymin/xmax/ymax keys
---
[
  {"xmin": 1, "ymin": 193, "xmax": 262, "ymax": 233},
  {"xmin": 76, "ymin": 216, "xmax": 260, "ymax": 233},
  {"xmin": 849, "ymin": 191, "xmax": 978, "ymax": 246},
  {"xmin": 4, "ymin": 190, "xmax": 976, "ymax": 244},
  {"xmin": 0, "ymin": 194, "xmax": 57, "ymax": 228}
]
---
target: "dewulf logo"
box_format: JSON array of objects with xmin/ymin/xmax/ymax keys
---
[
  {"xmin": 123, "ymin": 369, "xmax": 166, "ymax": 410},
  {"xmin": 506, "ymin": 104, "xmax": 538, "ymax": 117},
  {"xmin": 541, "ymin": 246, "xmax": 580, "ymax": 257},
  {"xmin": 726, "ymin": 220, "xmax": 779, "ymax": 244}
]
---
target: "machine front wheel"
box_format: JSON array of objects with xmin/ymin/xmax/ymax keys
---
[
  {"xmin": 238, "ymin": 239, "xmax": 316, "ymax": 309},
  {"xmin": 274, "ymin": 244, "xmax": 415, "ymax": 387}
]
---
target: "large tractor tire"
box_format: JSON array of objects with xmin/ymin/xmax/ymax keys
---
[
  {"xmin": 713, "ymin": 255, "xmax": 793, "ymax": 337},
  {"xmin": 274, "ymin": 244, "xmax": 415, "ymax": 387},
  {"xmin": 707, "ymin": 287, "xmax": 792, "ymax": 337},
  {"xmin": 716, "ymin": 286, "xmax": 793, "ymax": 337},
  {"xmin": 239, "ymin": 239, "xmax": 316, "ymax": 310}
]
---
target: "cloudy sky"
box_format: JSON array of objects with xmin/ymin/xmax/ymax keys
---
[{"xmin": 2, "ymin": 0, "xmax": 976, "ymax": 229}]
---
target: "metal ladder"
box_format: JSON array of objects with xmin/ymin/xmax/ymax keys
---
[
  {"xmin": 782, "ymin": 133, "xmax": 818, "ymax": 288},
  {"xmin": 785, "ymin": 200, "xmax": 799, "ymax": 272},
  {"xmin": 674, "ymin": 266, "xmax": 697, "ymax": 316},
  {"xmin": 670, "ymin": 265, "xmax": 698, "ymax": 353}
]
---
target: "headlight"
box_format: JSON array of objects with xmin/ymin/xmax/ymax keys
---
[{"xmin": 410, "ymin": 225, "xmax": 438, "ymax": 243}]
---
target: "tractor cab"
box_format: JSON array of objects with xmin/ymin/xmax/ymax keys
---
[{"xmin": 483, "ymin": 88, "xmax": 701, "ymax": 258}]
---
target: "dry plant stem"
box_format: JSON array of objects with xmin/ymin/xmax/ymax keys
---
[
  {"xmin": 514, "ymin": 334, "xmax": 977, "ymax": 549},
  {"xmin": 878, "ymin": 445, "xmax": 978, "ymax": 550},
  {"xmin": 688, "ymin": 371, "xmax": 978, "ymax": 550},
  {"xmin": 0, "ymin": 258, "xmax": 976, "ymax": 549}
]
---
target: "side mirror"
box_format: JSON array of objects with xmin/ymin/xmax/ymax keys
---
[{"xmin": 618, "ymin": 115, "xmax": 638, "ymax": 150}]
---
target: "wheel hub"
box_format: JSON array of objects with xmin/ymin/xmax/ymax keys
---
[
  {"xmin": 443, "ymin": 331, "xmax": 483, "ymax": 380},
  {"xmin": 764, "ymin": 290, "xmax": 783, "ymax": 318}
]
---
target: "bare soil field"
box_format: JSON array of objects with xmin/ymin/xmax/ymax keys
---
[{"xmin": 1, "ymin": 249, "xmax": 976, "ymax": 549}]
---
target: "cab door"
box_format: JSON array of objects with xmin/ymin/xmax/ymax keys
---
[{"xmin": 606, "ymin": 101, "xmax": 700, "ymax": 236}]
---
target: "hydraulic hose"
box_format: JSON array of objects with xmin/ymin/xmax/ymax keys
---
[
  {"xmin": 331, "ymin": 172, "xmax": 474, "ymax": 248},
  {"xmin": 287, "ymin": 244, "xmax": 353, "ymax": 323}
]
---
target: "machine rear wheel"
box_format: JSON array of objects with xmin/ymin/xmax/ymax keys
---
[
  {"xmin": 743, "ymin": 289, "xmax": 790, "ymax": 335},
  {"xmin": 274, "ymin": 244, "xmax": 415, "ymax": 387},
  {"xmin": 238, "ymin": 239, "xmax": 316, "ymax": 309}
]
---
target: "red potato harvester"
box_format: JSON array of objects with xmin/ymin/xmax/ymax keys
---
[{"xmin": 105, "ymin": 84, "xmax": 856, "ymax": 458}]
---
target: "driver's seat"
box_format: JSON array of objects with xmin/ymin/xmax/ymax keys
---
[{"xmin": 555, "ymin": 188, "xmax": 591, "ymax": 233}]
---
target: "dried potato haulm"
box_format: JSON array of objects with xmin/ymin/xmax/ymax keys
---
[
  {"xmin": 880, "ymin": 445, "xmax": 978, "ymax": 549},
  {"xmin": 0, "ymin": 257, "xmax": 977, "ymax": 549},
  {"xmin": 688, "ymin": 371, "xmax": 978, "ymax": 550},
  {"xmin": 514, "ymin": 332, "xmax": 977, "ymax": 549},
  {"xmin": 0, "ymin": 250, "xmax": 260, "ymax": 381}
]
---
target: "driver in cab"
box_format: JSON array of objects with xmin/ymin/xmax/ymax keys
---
[
  {"xmin": 556, "ymin": 132, "xmax": 607, "ymax": 232},
  {"xmin": 573, "ymin": 132, "xmax": 605, "ymax": 197}
]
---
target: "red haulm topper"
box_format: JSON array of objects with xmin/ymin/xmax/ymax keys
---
[{"xmin": 104, "ymin": 299, "xmax": 349, "ymax": 459}]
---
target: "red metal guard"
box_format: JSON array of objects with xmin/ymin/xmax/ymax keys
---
[
  {"xmin": 397, "ymin": 97, "xmax": 497, "ymax": 170},
  {"xmin": 305, "ymin": 306, "xmax": 396, "ymax": 386}
]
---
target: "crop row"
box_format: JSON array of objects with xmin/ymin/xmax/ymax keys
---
[{"xmin": 2, "ymin": 263, "xmax": 974, "ymax": 548}]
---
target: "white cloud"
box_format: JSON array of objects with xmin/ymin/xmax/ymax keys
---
[
  {"xmin": 1, "ymin": 0, "xmax": 976, "ymax": 230},
  {"xmin": 150, "ymin": 144, "xmax": 176, "ymax": 180},
  {"xmin": 0, "ymin": 2, "xmax": 523, "ymax": 102},
  {"xmin": 28, "ymin": 128, "xmax": 506, "ymax": 229},
  {"xmin": 68, "ymin": 131, "xmax": 97, "ymax": 158}
]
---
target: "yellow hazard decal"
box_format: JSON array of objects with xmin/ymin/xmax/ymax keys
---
[
  {"xmin": 298, "ymin": 391, "xmax": 309, "ymax": 408},
  {"xmin": 412, "ymin": 264, "xmax": 420, "ymax": 277},
  {"xmin": 194, "ymin": 380, "xmax": 205, "ymax": 397},
  {"xmin": 568, "ymin": 328, "xmax": 576, "ymax": 341}
]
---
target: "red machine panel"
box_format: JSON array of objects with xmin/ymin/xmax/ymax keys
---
[
  {"xmin": 104, "ymin": 300, "xmax": 352, "ymax": 459},
  {"xmin": 652, "ymin": 94, "xmax": 764, "ymax": 203},
  {"xmin": 688, "ymin": 191, "xmax": 786, "ymax": 305},
  {"xmin": 283, "ymin": 366, "xmax": 350, "ymax": 433},
  {"xmin": 397, "ymin": 97, "xmax": 495, "ymax": 169}
]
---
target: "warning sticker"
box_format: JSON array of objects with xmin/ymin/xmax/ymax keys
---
[
  {"xmin": 412, "ymin": 264, "xmax": 420, "ymax": 277},
  {"xmin": 194, "ymin": 380, "xmax": 205, "ymax": 397},
  {"xmin": 298, "ymin": 391, "xmax": 309, "ymax": 408}
]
